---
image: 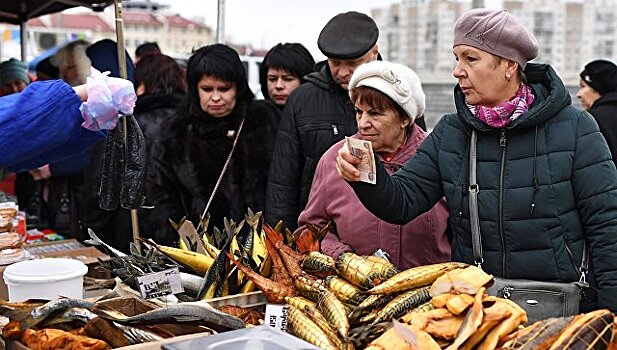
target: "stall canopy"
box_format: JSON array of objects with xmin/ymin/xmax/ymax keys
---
[{"xmin": 0, "ymin": 0, "xmax": 112, "ymax": 25}]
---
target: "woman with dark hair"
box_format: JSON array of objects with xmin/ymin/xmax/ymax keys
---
[
  {"xmin": 133, "ymin": 54, "xmax": 186, "ymax": 155},
  {"xmin": 259, "ymin": 43, "xmax": 314, "ymax": 109},
  {"xmin": 147, "ymin": 44, "xmax": 279, "ymax": 245}
]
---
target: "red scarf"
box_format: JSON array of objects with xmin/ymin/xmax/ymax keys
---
[{"xmin": 466, "ymin": 83, "xmax": 535, "ymax": 128}]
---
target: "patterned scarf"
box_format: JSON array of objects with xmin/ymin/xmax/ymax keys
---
[{"xmin": 466, "ymin": 83, "xmax": 535, "ymax": 128}]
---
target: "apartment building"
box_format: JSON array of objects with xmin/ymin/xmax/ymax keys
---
[{"xmin": 373, "ymin": 0, "xmax": 617, "ymax": 85}]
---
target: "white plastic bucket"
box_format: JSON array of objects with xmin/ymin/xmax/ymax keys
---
[{"xmin": 3, "ymin": 258, "xmax": 88, "ymax": 301}]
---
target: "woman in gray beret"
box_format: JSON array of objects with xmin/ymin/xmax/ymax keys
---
[{"xmin": 337, "ymin": 8, "xmax": 617, "ymax": 315}]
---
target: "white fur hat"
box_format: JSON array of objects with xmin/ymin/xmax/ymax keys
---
[{"xmin": 348, "ymin": 61, "xmax": 425, "ymax": 122}]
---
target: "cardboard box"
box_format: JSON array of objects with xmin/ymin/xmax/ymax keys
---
[{"xmin": 24, "ymin": 239, "xmax": 111, "ymax": 279}]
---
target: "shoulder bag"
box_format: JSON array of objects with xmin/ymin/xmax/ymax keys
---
[{"xmin": 467, "ymin": 130, "xmax": 589, "ymax": 324}]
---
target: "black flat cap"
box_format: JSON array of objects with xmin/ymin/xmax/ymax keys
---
[
  {"xmin": 580, "ymin": 60, "xmax": 617, "ymax": 95},
  {"xmin": 318, "ymin": 11, "xmax": 379, "ymax": 60}
]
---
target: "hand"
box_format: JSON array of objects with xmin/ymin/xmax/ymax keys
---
[
  {"xmin": 72, "ymin": 84, "xmax": 88, "ymax": 101},
  {"xmin": 336, "ymin": 143, "xmax": 362, "ymax": 181},
  {"xmin": 30, "ymin": 164, "xmax": 51, "ymax": 181}
]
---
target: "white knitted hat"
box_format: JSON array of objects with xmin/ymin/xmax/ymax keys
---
[{"xmin": 349, "ymin": 61, "xmax": 425, "ymax": 122}]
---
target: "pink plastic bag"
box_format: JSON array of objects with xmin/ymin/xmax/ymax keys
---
[{"xmin": 80, "ymin": 68, "xmax": 136, "ymax": 131}]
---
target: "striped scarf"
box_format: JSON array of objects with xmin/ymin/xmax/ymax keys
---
[{"xmin": 467, "ymin": 83, "xmax": 535, "ymax": 128}]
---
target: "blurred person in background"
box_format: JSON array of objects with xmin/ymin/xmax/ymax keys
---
[
  {"xmin": 259, "ymin": 43, "xmax": 315, "ymax": 111},
  {"xmin": 0, "ymin": 58, "xmax": 31, "ymax": 196},
  {"xmin": 51, "ymin": 40, "xmax": 91, "ymax": 87},
  {"xmin": 132, "ymin": 54, "xmax": 186, "ymax": 237},
  {"xmin": 265, "ymin": 11, "xmax": 380, "ymax": 231},
  {"xmin": 16, "ymin": 41, "xmax": 92, "ymax": 237},
  {"xmin": 296, "ymin": 61, "xmax": 450, "ymax": 269},
  {"xmin": 135, "ymin": 42, "xmax": 162, "ymax": 64},
  {"xmin": 35, "ymin": 56, "xmax": 60, "ymax": 81},
  {"xmin": 577, "ymin": 60, "xmax": 617, "ymax": 164},
  {"xmin": 0, "ymin": 58, "xmax": 30, "ymax": 95},
  {"xmin": 147, "ymin": 44, "xmax": 278, "ymax": 246}
]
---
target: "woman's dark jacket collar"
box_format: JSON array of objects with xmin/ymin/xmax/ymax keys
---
[{"xmin": 454, "ymin": 63, "xmax": 571, "ymax": 131}]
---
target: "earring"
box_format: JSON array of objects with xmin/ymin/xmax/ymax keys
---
[{"xmin": 506, "ymin": 73, "xmax": 511, "ymax": 81}]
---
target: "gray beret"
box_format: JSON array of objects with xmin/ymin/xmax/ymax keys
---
[
  {"xmin": 318, "ymin": 11, "xmax": 379, "ymax": 60},
  {"xmin": 453, "ymin": 9, "xmax": 538, "ymax": 69}
]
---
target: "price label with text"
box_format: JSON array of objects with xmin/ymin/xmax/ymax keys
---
[{"xmin": 136, "ymin": 267, "xmax": 183, "ymax": 299}]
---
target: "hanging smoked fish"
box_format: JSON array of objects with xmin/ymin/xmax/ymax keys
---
[
  {"xmin": 120, "ymin": 115, "xmax": 146, "ymax": 209},
  {"xmin": 98, "ymin": 122, "xmax": 124, "ymax": 210}
]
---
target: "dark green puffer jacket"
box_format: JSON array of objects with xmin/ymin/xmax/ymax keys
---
[{"xmin": 352, "ymin": 64, "xmax": 617, "ymax": 311}]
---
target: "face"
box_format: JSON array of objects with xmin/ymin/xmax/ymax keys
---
[
  {"xmin": 328, "ymin": 46, "xmax": 378, "ymax": 90},
  {"xmin": 1, "ymin": 80, "xmax": 27, "ymax": 95},
  {"xmin": 576, "ymin": 79, "xmax": 601, "ymax": 111},
  {"xmin": 355, "ymin": 100, "xmax": 410, "ymax": 153},
  {"xmin": 61, "ymin": 56, "xmax": 80, "ymax": 86},
  {"xmin": 452, "ymin": 45, "xmax": 518, "ymax": 107},
  {"xmin": 266, "ymin": 68, "xmax": 301, "ymax": 106},
  {"xmin": 198, "ymin": 75, "xmax": 237, "ymax": 117}
]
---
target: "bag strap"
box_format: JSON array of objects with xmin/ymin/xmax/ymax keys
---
[
  {"xmin": 196, "ymin": 115, "xmax": 246, "ymax": 232},
  {"xmin": 468, "ymin": 130, "xmax": 589, "ymax": 285},
  {"xmin": 468, "ymin": 130, "xmax": 483, "ymax": 267}
]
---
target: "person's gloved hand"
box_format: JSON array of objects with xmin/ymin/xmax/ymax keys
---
[{"xmin": 79, "ymin": 68, "xmax": 136, "ymax": 131}]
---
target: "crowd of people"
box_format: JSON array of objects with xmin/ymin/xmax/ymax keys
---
[{"xmin": 0, "ymin": 7, "xmax": 616, "ymax": 313}]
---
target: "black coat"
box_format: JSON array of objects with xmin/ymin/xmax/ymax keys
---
[
  {"xmin": 265, "ymin": 64, "xmax": 357, "ymax": 230},
  {"xmin": 588, "ymin": 91, "xmax": 617, "ymax": 165},
  {"xmin": 146, "ymin": 100, "xmax": 279, "ymax": 245}
]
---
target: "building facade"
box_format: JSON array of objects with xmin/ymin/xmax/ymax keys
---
[{"xmin": 373, "ymin": 0, "xmax": 617, "ymax": 85}]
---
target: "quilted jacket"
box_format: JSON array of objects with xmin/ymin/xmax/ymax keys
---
[{"xmin": 351, "ymin": 64, "xmax": 617, "ymax": 311}]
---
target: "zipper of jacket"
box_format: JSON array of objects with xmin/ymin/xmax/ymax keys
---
[{"xmin": 499, "ymin": 129, "xmax": 507, "ymax": 276}]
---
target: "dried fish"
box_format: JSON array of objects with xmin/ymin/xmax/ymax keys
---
[
  {"xmin": 121, "ymin": 115, "xmax": 146, "ymax": 209},
  {"xmin": 21, "ymin": 299, "xmax": 96, "ymax": 329},
  {"xmin": 95, "ymin": 301, "xmax": 244, "ymax": 333},
  {"xmin": 99, "ymin": 123, "xmax": 124, "ymax": 211}
]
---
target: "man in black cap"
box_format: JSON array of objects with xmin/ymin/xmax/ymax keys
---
[
  {"xmin": 265, "ymin": 11, "xmax": 380, "ymax": 230},
  {"xmin": 577, "ymin": 59, "xmax": 617, "ymax": 164}
]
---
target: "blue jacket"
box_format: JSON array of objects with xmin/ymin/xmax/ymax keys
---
[
  {"xmin": 0, "ymin": 80, "xmax": 105, "ymax": 172},
  {"xmin": 352, "ymin": 64, "xmax": 617, "ymax": 311}
]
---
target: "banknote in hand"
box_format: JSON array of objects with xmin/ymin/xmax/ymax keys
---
[{"xmin": 345, "ymin": 136, "xmax": 377, "ymax": 184}]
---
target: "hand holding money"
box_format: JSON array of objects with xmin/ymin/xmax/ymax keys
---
[{"xmin": 336, "ymin": 137, "xmax": 377, "ymax": 184}]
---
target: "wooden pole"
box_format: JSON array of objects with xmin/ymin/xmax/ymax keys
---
[{"xmin": 113, "ymin": 0, "xmax": 141, "ymax": 254}]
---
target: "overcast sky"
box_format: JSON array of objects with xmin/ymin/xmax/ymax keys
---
[{"xmin": 156, "ymin": 0, "xmax": 501, "ymax": 61}]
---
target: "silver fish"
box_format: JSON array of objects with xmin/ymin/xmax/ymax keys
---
[
  {"xmin": 85, "ymin": 228, "xmax": 127, "ymax": 257},
  {"xmin": 114, "ymin": 323, "xmax": 163, "ymax": 344},
  {"xmin": 39, "ymin": 307, "xmax": 97, "ymax": 327},
  {"xmin": 96, "ymin": 301, "xmax": 244, "ymax": 332},
  {"xmin": 22, "ymin": 299, "xmax": 96, "ymax": 329}
]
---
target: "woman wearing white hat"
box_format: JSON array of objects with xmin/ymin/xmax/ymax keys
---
[{"xmin": 296, "ymin": 61, "xmax": 450, "ymax": 270}]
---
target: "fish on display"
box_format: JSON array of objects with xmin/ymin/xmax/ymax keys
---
[
  {"xmin": 21, "ymin": 299, "xmax": 96, "ymax": 329},
  {"xmin": 94, "ymin": 301, "xmax": 244, "ymax": 333},
  {"xmin": 85, "ymin": 228, "xmax": 127, "ymax": 257}
]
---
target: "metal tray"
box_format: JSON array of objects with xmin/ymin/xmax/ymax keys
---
[{"xmin": 161, "ymin": 325, "xmax": 319, "ymax": 350}]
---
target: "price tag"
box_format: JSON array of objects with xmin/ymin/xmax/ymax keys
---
[
  {"xmin": 136, "ymin": 267, "xmax": 184, "ymax": 299},
  {"xmin": 264, "ymin": 304, "xmax": 288, "ymax": 332}
]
